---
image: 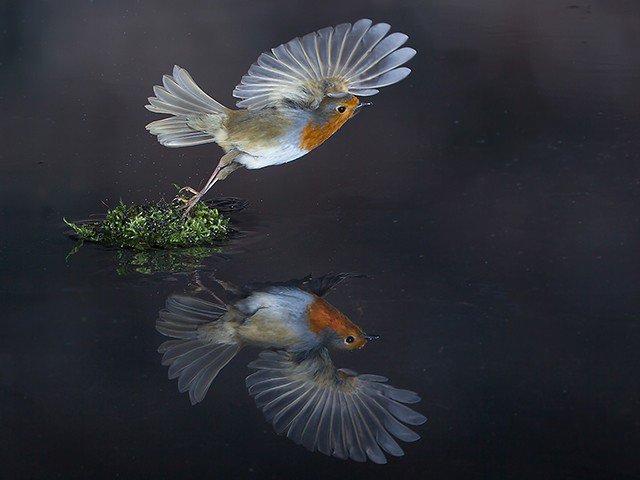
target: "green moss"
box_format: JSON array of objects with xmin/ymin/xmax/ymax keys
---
[{"xmin": 64, "ymin": 197, "xmax": 230, "ymax": 249}]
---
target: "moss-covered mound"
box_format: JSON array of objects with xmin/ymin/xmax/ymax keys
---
[{"xmin": 64, "ymin": 198, "xmax": 230, "ymax": 249}]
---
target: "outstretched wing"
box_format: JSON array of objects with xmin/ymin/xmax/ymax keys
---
[
  {"xmin": 233, "ymin": 19, "xmax": 416, "ymax": 110},
  {"xmin": 246, "ymin": 349, "xmax": 426, "ymax": 463}
]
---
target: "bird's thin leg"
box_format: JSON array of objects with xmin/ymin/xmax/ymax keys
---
[
  {"xmin": 192, "ymin": 271, "xmax": 227, "ymax": 306},
  {"xmin": 214, "ymin": 162, "xmax": 241, "ymax": 181},
  {"xmin": 213, "ymin": 278, "xmax": 243, "ymax": 295},
  {"xmin": 180, "ymin": 151, "xmax": 239, "ymax": 219},
  {"xmin": 199, "ymin": 152, "xmax": 241, "ymax": 193},
  {"xmin": 176, "ymin": 164, "xmax": 223, "ymax": 204}
]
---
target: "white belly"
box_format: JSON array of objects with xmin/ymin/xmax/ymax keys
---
[{"xmin": 236, "ymin": 143, "xmax": 308, "ymax": 170}]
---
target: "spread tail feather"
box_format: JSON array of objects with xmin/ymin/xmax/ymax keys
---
[
  {"xmin": 145, "ymin": 65, "xmax": 228, "ymax": 148},
  {"xmin": 157, "ymin": 295, "xmax": 240, "ymax": 405}
]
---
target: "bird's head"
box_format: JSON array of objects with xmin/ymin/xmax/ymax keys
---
[
  {"xmin": 319, "ymin": 95, "xmax": 372, "ymax": 122},
  {"xmin": 300, "ymin": 95, "xmax": 372, "ymax": 151},
  {"xmin": 307, "ymin": 296, "xmax": 379, "ymax": 351}
]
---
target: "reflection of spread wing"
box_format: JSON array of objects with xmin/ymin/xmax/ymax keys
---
[
  {"xmin": 298, "ymin": 272, "xmax": 366, "ymax": 297},
  {"xmin": 244, "ymin": 272, "xmax": 365, "ymax": 298},
  {"xmin": 246, "ymin": 349, "xmax": 426, "ymax": 463},
  {"xmin": 233, "ymin": 19, "xmax": 416, "ymax": 110}
]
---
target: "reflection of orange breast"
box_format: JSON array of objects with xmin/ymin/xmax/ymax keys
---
[{"xmin": 307, "ymin": 296, "xmax": 352, "ymax": 336}]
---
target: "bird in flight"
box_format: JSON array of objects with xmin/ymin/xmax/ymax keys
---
[
  {"xmin": 156, "ymin": 273, "xmax": 426, "ymax": 463},
  {"xmin": 145, "ymin": 19, "xmax": 416, "ymax": 216}
]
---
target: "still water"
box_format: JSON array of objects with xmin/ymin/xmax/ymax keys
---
[{"xmin": 1, "ymin": 1, "xmax": 639, "ymax": 478}]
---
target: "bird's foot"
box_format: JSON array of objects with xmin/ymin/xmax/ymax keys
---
[
  {"xmin": 175, "ymin": 186, "xmax": 200, "ymax": 205},
  {"xmin": 179, "ymin": 192, "xmax": 204, "ymax": 220},
  {"xmin": 175, "ymin": 186, "xmax": 199, "ymax": 204},
  {"xmin": 178, "ymin": 186, "xmax": 200, "ymax": 196},
  {"xmin": 175, "ymin": 186, "xmax": 204, "ymax": 220}
]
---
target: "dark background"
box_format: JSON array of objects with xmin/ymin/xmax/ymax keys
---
[{"xmin": 1, "ymin": 0, "xmax": 639, "ymax": 478}]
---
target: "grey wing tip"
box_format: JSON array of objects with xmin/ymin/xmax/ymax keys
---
[
  {"xmin": 189, "ymin": 390, "xmax": 204, "ymax": 405},
  {"xmin": 145, "ymin": 102, "xmax": 159, "ymax": 113},
  {"xmin": 368, "ymin": 450, "xmax": 388, "ymax": 465}
]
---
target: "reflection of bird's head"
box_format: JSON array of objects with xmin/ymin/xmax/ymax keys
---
[{"xmin": 306, "ymin": 296, "xmax": 377, "ymax": 350}]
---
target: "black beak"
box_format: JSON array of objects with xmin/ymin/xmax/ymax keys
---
[
  {"xmin": 364, "ymin": 334, "xmax": 380, "ymax": 341},
  {"xmin": 353, "ymin": 102, "xmax": 373, "ymax": 115}
]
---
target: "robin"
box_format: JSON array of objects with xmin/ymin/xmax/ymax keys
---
[
  {"xmin": 145, "ymin": 19, "xmax": 416, "ymax": 216},
  {"xmin": 156, "ymin": 273, "xmax": 426, "ymax": 463}
]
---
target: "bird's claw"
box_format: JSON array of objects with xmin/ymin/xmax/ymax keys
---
[
  {"xmin": 174, "ymin": 186, "xmax": 201, "ymax": 209},
  {"xmin": 179, "ymin": 186, "xmax": 200, "ymax": 195},
  {"xmin": 180, "ymin": 194, "xmax": 203, "ymax": 220},
  {"xmin": 175, "ymin": 186, "xmax": 198, "ymax": 201}
]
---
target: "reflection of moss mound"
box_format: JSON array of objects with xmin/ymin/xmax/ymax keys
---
[
  {"xmin": 64, "ymin": 199, "xmax": 230, "ymax": 249},
  {"xmin": 113, "ymin": 247, "xmax": 218, "ymax": 275}
]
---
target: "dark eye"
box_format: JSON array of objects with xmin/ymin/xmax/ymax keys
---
[
  {"xmin": 345, "ymin": 336, "xmax": 355, "ymax": 344},
  {"xmin": 336, "ymin": 106, "xmax": 347, "ymax": 113}
]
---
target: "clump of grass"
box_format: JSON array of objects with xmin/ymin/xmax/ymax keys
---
[{"xmin": 64, "ymin": 197, "xmax": 230, "ymax": 249}]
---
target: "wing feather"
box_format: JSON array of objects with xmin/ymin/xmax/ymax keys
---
[
  {"xmin": 287, "ymin": 385, "xmax": 324, "ymax": 443},
  {"xmin": 257, "ymin": 53, "xmax": 299, "ymax": 78},
  {"xmin": 335, "ymin": 19, "xmax": 373, "ymax": 77},
  {"xmin": 354, "ymin": 67, "xmax": 412, "ymax": 89},
  {"xmin": 314, "ymin": 387, "xmax": 335, "ymax": 455},
  {"xmin": 300, "ymin": 33, "xmax": 322, "ymax": 77},
  {"xmin": 299, "ymin": 387, "xmax": 330, "ymax": 451},
  {"xmin": 348, "ymin": 394, "xmax": 387, "ymax": 464},
  {"xmin": 288, "ymin": 37, "xmax": 319, "ymax": 77},
  {"xmin": 353, "ymin": 393, "xmax": 404, "ymax": 457},
  {"xmin": 328, "ymin": 23, "xmax": 352, "ymax": 77},
  {"xmin": 156, "ymin": 294, "xmax": 240, "ymax": 405},
  {"xmin": 272, "ymin": 384, "xmax": 317, "ymax": 433},
  {"xmin": 233, "ymin": 19, "xmax": 415, "ymax": 109},
  {"xmin": 344, "ymin": 393, "xmax": 367, "ymax": 462},
  {"xmin": 351, "ymin": 48, "xmax": 417, "ymax": 83},
  {"xmin": 348, "ymin": 33, "xmax": 409, "ymax": 77},
  {"xmin": 273, "ymin": 44, "xmax": 315, "ymax": 80},
  {"xmin": 316, "ymin": 27, "xmax": 333, "ymax": 77},
  {"xmin": 336, "ymin": 391, "xmax": 350, "ymax": 459},
  {"xmin": 338, "ymin": 22, "xmax": 391, "ymax": 78}
]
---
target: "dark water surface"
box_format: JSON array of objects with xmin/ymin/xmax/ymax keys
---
[{"xmin": 2, "ymin": 1, "xmax": 640, "ymax": 478}]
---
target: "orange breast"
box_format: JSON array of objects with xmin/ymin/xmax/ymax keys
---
[{"xmin": 300, "ymin": 117, "xmax": 345, "ymax": 151}]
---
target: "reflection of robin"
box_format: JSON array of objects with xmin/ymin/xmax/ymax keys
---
[
  {"xmin": 156, "ymin": 273, "xmax": 426, "ymax": 463},
  {"xmin": 145, "ymin": 19, "xmax": 416, "ymax": 216}
]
